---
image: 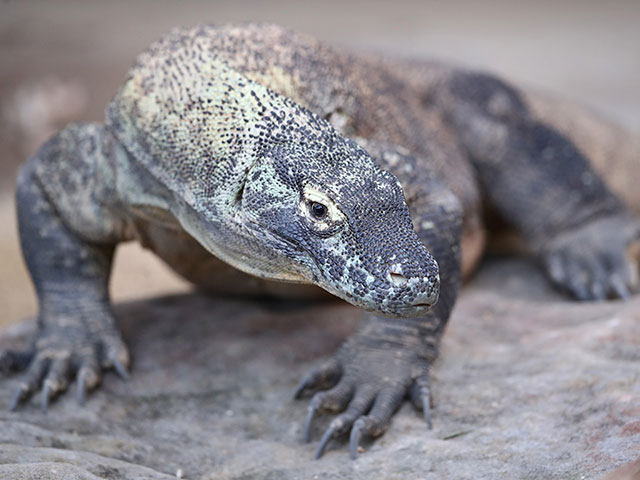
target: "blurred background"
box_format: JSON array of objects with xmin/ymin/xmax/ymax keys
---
[{"xmin": 1, "ymin": 0, "xmax": 639, "ymax": 327}]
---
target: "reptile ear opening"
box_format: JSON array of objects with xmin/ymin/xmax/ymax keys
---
[{"xmin": 234, "ymin": 178, "xmax": 246, "ymax": 208}]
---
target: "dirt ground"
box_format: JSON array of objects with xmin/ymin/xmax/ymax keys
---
[{"xmin": 1, "ymin": 0, "xmax": 639, "ymax": 327}]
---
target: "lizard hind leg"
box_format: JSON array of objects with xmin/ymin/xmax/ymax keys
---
[
  {"xmin": 542, "ymin": 214, "xmax": 640, "ymax": 300},
  {"xmin": 437, "ymin": 70, "xmax": 640, "ymax": 300}
]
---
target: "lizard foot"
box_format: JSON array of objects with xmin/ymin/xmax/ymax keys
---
[
  {"xmin": 542, "ymin": 213, "xmax": 640, "ymax": 300},
  {"xmin": 295, "ymin": 339, "xmax": 433, "ymax": 459},
  {"xmin": 2, "ymin": 316, "xmax": 129, "ymax": 412}
]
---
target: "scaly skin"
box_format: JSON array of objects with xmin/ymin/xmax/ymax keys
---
[{"xmin": 4, "ymin": 24, "xmax": 640, "ymax": 459}]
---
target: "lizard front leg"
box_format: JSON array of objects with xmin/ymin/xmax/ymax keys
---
[
  {"xmin": 5, "ymin": 124, "xmax": 130, "ymax": 410},
  {"xmin": 295, "ymin": 313, "xmax": 443, "ymax": 459},
  {"xmin": 295, "ymin": 144, "xmax": 463, "ymax": 458}
]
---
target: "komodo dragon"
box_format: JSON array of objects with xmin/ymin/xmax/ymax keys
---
[{"xmin": 5, "ymin": 24, "xmax": 640, "ymax": 459}]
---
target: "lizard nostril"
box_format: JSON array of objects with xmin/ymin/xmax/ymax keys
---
[{"xmin": 389, "ymin": 271, "xmax": 407, "ymax": 286}]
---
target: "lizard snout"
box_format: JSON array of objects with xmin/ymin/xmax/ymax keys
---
[{"xmin": 386, "ymin": 262, "xmax": 440, "ymax": 315}]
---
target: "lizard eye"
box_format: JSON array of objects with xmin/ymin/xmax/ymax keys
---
[{"xmin": 310, "ymin": 201, "xmax": 328, "ymax": 220}]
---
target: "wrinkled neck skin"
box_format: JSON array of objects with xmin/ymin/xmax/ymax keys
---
[
  {"xmin": 171, "ymin": 141, "xmax": 318, "ymax": 285},
  {"xmin": 111, "ymin": 125, "xmax": 313, "ymax": 284}
]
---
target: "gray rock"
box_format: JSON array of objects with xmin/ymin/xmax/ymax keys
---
[{"xmin": 1, "ymin": 259, "xmax": 638, "ymax": 479}]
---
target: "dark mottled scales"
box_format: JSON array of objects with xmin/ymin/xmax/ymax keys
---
[{"xmin": 6, "ymin": 23, "xmax": 640, "ymax": 460}]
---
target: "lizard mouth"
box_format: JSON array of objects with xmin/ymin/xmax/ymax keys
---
[
  {"xmin": 392, "ymin": 298, "xmax": 436, "ymax": 317},
  {"xmin": 244, "ymin": 218, "xmax": 301, "ymax": 252}
]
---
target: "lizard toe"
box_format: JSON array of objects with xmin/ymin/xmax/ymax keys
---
[
  {"xmin": 314, "ymin": 386, "xmax": 376, "ymax": 459},
  {"xmin": 350, "ymin": 386, "xmax": 405, "ymax": 459},
  {"xmin": 409, "ymin": 370, "xmax": 434, "ymax": 429},
  {"xmin": 99, "ymin": 332, "xmax": 131, "ymax": 380},
  {"xmin": 602, "ymin": 249, "xmax": 637, "ymax": 299},
  {"xmin": 9, "ymin": 352, "xmax": 50, "ymax": 411},
  {"xmin": 294, "ymin": 357, "xmax": 342, "ymax": 399},
  {"xmin": 564, "ymin": 259, "xmax": 592, "ymax": 300},
  {"xmin": 545, "ymin": 253, "xmax": 567, "ymax": 287},
  {"xmin": 76, "ymin": 354, "xmax": 102, "ymax": 405},
  {"xmin": 305, "ymin": 377, "xmax": 353, "ymax": 442},
  {"xmin": 587, "ymin": 259, "xmax": 608, "ymax": 301},
  {"xmin": 609, "ymin": 274, "xmax": 630, "ymax": 299},
  {"xmin": 40, "ymin": 356, "xmax": 72, "ymax": 412}
]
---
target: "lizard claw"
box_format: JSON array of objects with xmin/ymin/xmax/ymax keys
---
[
  {"xmin": 9, "ymin": 352, "xmax": 49, "ymax": 410},
  {"xmin": 349, "ymin": 421, "xmax": 363, "ymax": 460},
  {"xmin": 611, "ymin": 274, "xmax": 630, "ymax": 299},
  {"xmin": 422, "ymin": 395, "xmax": 433, "ymax": 429},
  {"xmin": 293, "ymin": 358, "xmax": 341, "ymax": 399},
  {"xmin": 10, "ymin": 384, "xmax": 27, "ymax": 412},
  {"xmin": 76, "ymin": 359, "xmax": 102, "ymax": 406},
  {"xmin": 77, "ymin": 375, "xmax": 87, "ymax": 406},
  {"xmin": 293, "ymin": 377, "xmax": 309, "ymax": 400},
  {"xmin": 303, "ymin": 405, "xmax": 317, "ymax": 443},
  {"xmin": 410, "ymin": 372, "xmax": 434, "ymax": 429},
  {"xmin": 109, "ymin": 353, "xmax": 130, "ymax": 381},
  {"xmin": 315, "ymin": 424, "xmax": 338, "ymax": 459},
  {"xmin": 41, "ymin": 382, "xmax": 52, "ymax": 413}
]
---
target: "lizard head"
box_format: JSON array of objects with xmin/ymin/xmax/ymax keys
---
[
  {"xmin": 234, "ymin": 122, "xmax": 440, "ymax": 318},
  {"xmin": 107, "ymin": 46, "xmax": 438, "ymax": 317}
]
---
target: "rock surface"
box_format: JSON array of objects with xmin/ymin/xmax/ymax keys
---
[{"xmin": 1, "ymin": 258, "xmax": 639, "ymax": 480}]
